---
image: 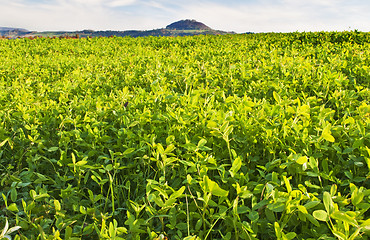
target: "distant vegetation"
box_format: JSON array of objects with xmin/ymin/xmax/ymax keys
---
[{"xmin": 0, "ymin": 20, "xmax": 233, "ymax": 38}]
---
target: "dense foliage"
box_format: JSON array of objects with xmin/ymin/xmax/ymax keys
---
[{"xmin": 0, "ymin": 32, "xmax": 369, "ymax": 240}]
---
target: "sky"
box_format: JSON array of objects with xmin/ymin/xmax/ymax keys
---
[{"xmin": 1, "ymin": 0, "xmax": 369, "ymax": 33}]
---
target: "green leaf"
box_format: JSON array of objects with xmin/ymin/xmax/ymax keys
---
[
  {"xmin": 330, "ymin": 184, "xmax": 337, "ymax": 196},
  {"xmin": 273, "ymin": 91, "xmax": 281, "ymax": 104},
  {"xmin": 128, "ymin": 121, "xmax": 139, "ymax": 128},
  {"xmin": 65, "ymin": 226, "xmax": 72, "ymax": 240},
  {"xmin": 48, "ymin": 146, "xmax": 59, "ymax": 152},
  {"xmin": 332, "ymin": 229, "xmax": 347, "ymax": 240},
  {"xmin": 265, "ymin": 207, "xmax": 275, "ymax": 222},
  {"xmin": 248, "ymin": 211, "xmax": 259, "ymax": 222},
  {"xmin": 298, "ymin": 211, "xmax": 306, "ymax": 222},
  {"xmin": 170, "ymin": 186, "xmax": 185, "ymax": 200},
  {"xmin": 323, "ymin": 192, "xmax": 334, "ymax": 215},
  {"xmin": 351, "ymin": 188, "xmax": 364, "ymax": 207},
  {"xmin": 274, "ymin": 222, "xmax": 282, "ymax": 239},
  {"xmin": 54, "ymin": 200, "xmax": 61, "ymax": 211},
  {"xmin": 195, "ymin": 218, "xmax": 202, "ymax": 231},
  {"xmin": 297, "ymin": 205, "xmax": 308, "ymax": 214},
  {"xmin": 322, "ymin": 125, "xmax": 335, "ymax": 142},
  {"xmin": 283, "ymin": 176, "xmax": 292, "ymax": 193},
  {"xmin": 207, "ymin": 121, "xmax": 218, "ymax": 129},
  {"xmin": 331, "ymin": 211, "xmax": 359, "ymax": 227},
  {"xmin": 34, "ymin": 193, "xmax": 50, "ymax": 200},
  {"xmin": 229, "ymin": 156, "xmax": 242, "ymax": 177},
  {"xmin": 71, "ymin": 152, "xmax": 76, "ymax": 165},
  {"xmin": 296, "ymin": 156, "xmax": 308, "ymax": 165},
  {"xmin": 183, "ymin": 236, "xmax": 200, "ymax": 240},
  {"xmin": 360, "ymin": 219, "xmax": 370, "ymax": 231},
  {"xmin": 305, "ymin": 213, "xmax": 320, "ymax": 227},
  {"xmin": 225, "ymin": 95, "xmax": 234, "ymax": 103},
  {"xmin": 286, "ymin": 232, "xmax": 297, "ymax": 240},
  {"xmin": 105, "ymin": 164, "xmax": 113, "ymax": 171},
  {"xmin": 122, "ymin": 148, "xmax": 135, "ymax": 156},
  {"xmin": 223, "ymin": 126, "xmax": 233, "ymax": 140},
  {"xmin": 152, "ymin": 186, "xmax": 168, "ymax": 199},
  {"xmin": 201, "ymin": 176, "xmax": 229, "ymax": 197},
  {"xmin": 349, "ymin": 227, "xmax": 361, "ymax": 240},
  {"xmin": 109, "ymin": 222, "xmax": 115, "ymax": 238},
  {"xmin": 80, "ymin": 206, "xmax": 87, "ymax": 214},
  {"xmin": 2, "ymin": 193, "xmax": 7, "ymax": 207},
  {"xmin": 313, "ymin": 210, "xmax": 329, "ymax": 221},
  {"xmin": 252, "ymin": 199, "xmax": 269, "ymax": 211},
  {"xmin": 100, "ymin": 135, "xmax": 111, "ymax": 142},
  {"xmin": 75, "ymin": 160, "xmax": 87, "ymax": 167},
  {"xmin": 164, "ymin": 144, "xmax": 175, "ymax": 153},
  {"xmin": 304, "ymin": 200, "xmax": 320, "ymax": 209},
  {"xmin": 0, "ymin": 138, "xmax": 10, "ymax": 147},
  {"xmin": 197, "ymin": 139, "xmax": 207, "ymax": 148},
  {"xmin": 267, "ymin": 202, "xmax": 285, "ymax": 212},
  {"xmin": 344, "ymin": 117, "xmax": 355, "ymax": 125},
  {"xmin": 10, "ymin": 188, "xmax": 17, "ymax": 202},
  {"xmin": 7, "ymin": 203, "xmax": 19, "ymax": 212}
]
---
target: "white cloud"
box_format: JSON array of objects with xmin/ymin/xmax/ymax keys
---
[
  {"xmin": 0, "ymin": 0, "xmax": 137, "ymax": 31},
  {"xmin": 106, "ymin": 0, "xmax": 137, "ymax": 7},
  {"xmin": 172, "ymin": 0, "xmax": 370, "ymax": 32}
]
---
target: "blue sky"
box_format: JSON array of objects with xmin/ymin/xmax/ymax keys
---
[{"xmin": 1, "ymin": 0, "xmax": 369, "ymax": 32}]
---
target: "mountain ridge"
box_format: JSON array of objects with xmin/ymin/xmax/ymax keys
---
[
  {"xmin": 0, "ymin": 20, "xmax": 237, "ymax": 38},
  {"xmin": 0, "ymin": 27, "xmax": 29, "ymax": 31}
]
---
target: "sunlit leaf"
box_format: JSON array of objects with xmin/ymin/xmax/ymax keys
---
[
  {"xmin": 331, "ymin": 211, "xmax": 359, "ymax": 227},
  {"xmin": 322, "ymin": 125, "xmax": 335, "ymax": 142},
  {"xmin": 313, "ymin": 210, "xmax": 329, "ymax": 221},
  {"xmin": 229, "ymin": 156, "xmax": 242, "ymax": 177},
  {"xmin": 323, "ymin": 192, "xmax": 334, "ymax": 215},
  {"xmin": 201, "ymin": 176, "xmax": 229, "ymax": 197}
]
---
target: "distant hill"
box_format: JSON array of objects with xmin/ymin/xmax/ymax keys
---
[
  {"xmin": 166, "ymin": 19, "xmax": 211, "ymax": 30},
  {"xmin": 0, "ymin": 20, "xmax": 236, "ymax": 38},
  {"xmin": 0, "ymin": 27, "xmax": 32, "ymax": 37},
  {"xmin": 0, "ymin": 27, "xmax": 29, "ymax": 31}
]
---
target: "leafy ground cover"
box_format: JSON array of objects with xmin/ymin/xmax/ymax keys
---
[{"xmin": 0, "ymin": 32, "xmax": 369, "ymax": 239}]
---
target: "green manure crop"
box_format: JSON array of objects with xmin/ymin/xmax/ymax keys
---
[{"xmin": 0, "ymin": 32, "xmax": 369, "ymax": 239}]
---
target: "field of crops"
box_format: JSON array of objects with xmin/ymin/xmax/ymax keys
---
[{"xmin": 0, "ymin": 32, "xmax": 369, "ymax": 240}]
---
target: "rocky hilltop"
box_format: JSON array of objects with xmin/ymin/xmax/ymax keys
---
[{"xmin": 166, "ymin": 19, "xmax": 211, "ymax": 30}]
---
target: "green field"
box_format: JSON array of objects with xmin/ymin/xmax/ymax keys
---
[{"xmin": 0, "ymin": 32, "xmax": 369, "ymax": 240}]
